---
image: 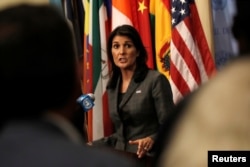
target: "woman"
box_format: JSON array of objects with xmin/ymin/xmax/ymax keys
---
[{"xmin": 93, "ymin": 24, "xmax": 174, "ymax": 166}]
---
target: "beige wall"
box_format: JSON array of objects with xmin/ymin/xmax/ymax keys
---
[{"xmin": 0, "ymin": 0, "xmax": 49, "ymax": 10}]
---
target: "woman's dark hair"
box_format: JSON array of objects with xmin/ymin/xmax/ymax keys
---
[{"xmin": 106, "ymin": 24, "xmax": 149, "ymax": 89}]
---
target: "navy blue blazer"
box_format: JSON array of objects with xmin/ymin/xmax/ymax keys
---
[
  {"xmin": 0, "ymin": 119, "xmax": 136, "ymax": 167},
  {"xmin": 108, "ymin": 70, "xmax": 174, "ymax": 154}
]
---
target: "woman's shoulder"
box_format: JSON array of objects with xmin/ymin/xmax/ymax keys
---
[
  {"xmin": 147, "ymin": 69, "xmax": 165, "ymax": 78},
  {"xmin": 134, "ymin": 69, "xmax": 165, "ymax": 83}
]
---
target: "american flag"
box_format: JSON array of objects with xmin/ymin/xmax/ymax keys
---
[{"xmin": 170, "ymin": 0, "xmax": 216, "ymax": 103}]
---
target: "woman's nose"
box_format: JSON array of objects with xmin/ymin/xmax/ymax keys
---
[{"xmin": 119, "ymin": 47, "xmax": 125, "ymax": 54}]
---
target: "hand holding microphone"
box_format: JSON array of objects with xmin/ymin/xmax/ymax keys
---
[{"xmin": 76, "ymin": 93, "xmax": 95, "ymax": 112}]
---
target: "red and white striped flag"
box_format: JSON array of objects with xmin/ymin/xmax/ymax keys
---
[{"xmin": 170, "ymin": 0, "xmax": 216, "ymax": 103}]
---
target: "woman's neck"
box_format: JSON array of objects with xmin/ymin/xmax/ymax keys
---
[
  {"xmin": 120, "ymin": 69, "xmax": 134, "ymax": 93},
  {"xmin": 121, "ymin": 69, "xmax": 134, "ymax": 81}
]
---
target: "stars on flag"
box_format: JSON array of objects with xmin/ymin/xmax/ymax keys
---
[
  {"xmin": 171, "ymin": 0, "xmax": 191, "ymax": 26},
  {"xmin": 138, "ymin": 0, "xmax": 147, "ymax": 14}
]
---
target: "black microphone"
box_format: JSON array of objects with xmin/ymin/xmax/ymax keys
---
[{"xmin": 76, "ymin": 93, "xmax": 95, "ymax": 112}]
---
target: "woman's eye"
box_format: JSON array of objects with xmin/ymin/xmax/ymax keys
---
[
  {"xmin": 112, "ymin": 44, "xmax": 119, "ymax": 49},
  {"xmin": 125, "ymin": 44, "xmax": 131, "ymax": 48}
]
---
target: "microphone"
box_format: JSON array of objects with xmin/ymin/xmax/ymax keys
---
[{"xmin": 76, "ymin": 93, "xmax": 95, "ymax": 112}]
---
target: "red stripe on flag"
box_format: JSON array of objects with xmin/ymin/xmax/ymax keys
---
[
  {"xmin": 190, "ymin": 4, "xmax": 215, "ymax": 76},
  {"xmin": 172, "ymin": 26, "xmax": 201, "ymax": 84},
  {"xmin": 85, "ymin": 43, "xmax": 93, "ymax": 142},
  {"xmin": 159, "ymin": 41, "xmax": 170, "ymax": 61},
  {"xmin": 170, "ymin": 0, "xmax": 216, "ymax": 103},
  {"xmin": 170, "ymin": 60, "xmax": 190, "ymax": 96}
]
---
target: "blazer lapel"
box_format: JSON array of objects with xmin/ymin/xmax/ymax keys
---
[
  {"xmin": 108, "ymin": 80, "xmax": 119, "ymax": 113},
  {"xmin": 119, "ymin": 79, "xmax": 140, "ymax": 109}
]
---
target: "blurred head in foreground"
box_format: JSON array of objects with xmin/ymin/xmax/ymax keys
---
[
  {"xmin": 153, "ymin": 57, "xmax": 250, "ymax": 167},
  {"xmin": 0, "ymin": 4, "xmax": 137, "ymax": 167},
  {"xmin": 0, "ymin": 4, "xmax": 82, "ymax": 123}
]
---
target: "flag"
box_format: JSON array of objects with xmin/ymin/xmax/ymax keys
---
[
  {"xmin": 63, "ymin": 0, "xmax": 84, "ymax": 58},
  {"xmin": 149, "ymin": 0, "xmax": 172, "ymax": 79},
  {"xmin": 112, "ymin": 0, "xmax": 154, "ymax": 68},
  {"xmin": 83, "ymin": 0, "xmax": 113, "ymax": 141},
  {"xmin": 195, "ymin": 0, "xmax": 215, "ymax": 57},
  {"xmin": 170, "ymin": 0, "xmax": 216, "ymax": 103},
  {"xmin": 83, "ymin": 0, "xmax": 93, "ymax": 141}
]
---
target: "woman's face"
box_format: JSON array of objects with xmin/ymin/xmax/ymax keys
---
[{"xmin": 111, "ymin": 35, "xmax": 138, "ymax": 71}]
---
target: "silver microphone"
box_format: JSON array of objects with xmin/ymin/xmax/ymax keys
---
[{"xmin": 86, "ymin": 93, "xmax": 95, "ymax": 102}]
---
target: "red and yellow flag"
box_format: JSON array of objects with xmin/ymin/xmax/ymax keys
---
[{"xmin": 150, "ymin": 0, "xmax": 172, "ymax": 78}]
